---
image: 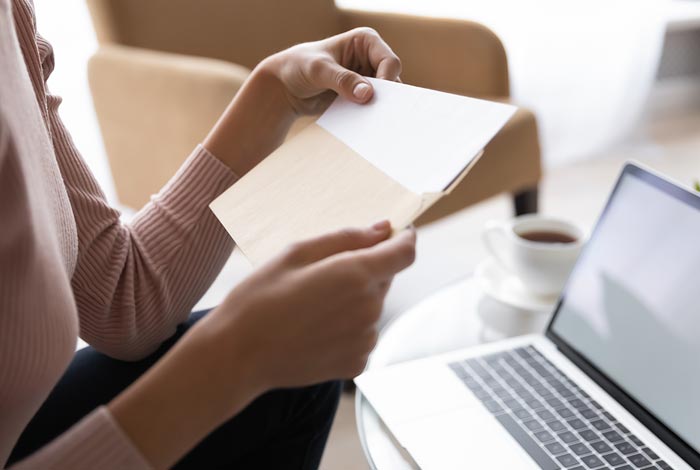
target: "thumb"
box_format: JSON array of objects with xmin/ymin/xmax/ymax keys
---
[
  {"xmin": 318, "ymin": 60, "xmax": 374, "ymax": 104},
  {"xmin": 285, "ymin": 221, "xmax": 391, "ymax": 266}
]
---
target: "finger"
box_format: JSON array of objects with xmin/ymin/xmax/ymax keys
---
[
  {"xmin": 286, "ymin": 220, "xmax": 392, "ymax": 266},
  {"xmin": 356, "ymin": 227, "xmax": 417, "ymax": 279},
  {"xmin": 315, "ymin": 59, "xmax": 374, "ymax": 104},
  {"xmin": 373, "ymin": 51, "xmax": 402, "ymax": 82},
  {"xmin": 375, "ymin": 278, "xmax": 393, "ymax": 297},
  {"xmin": 356, "ymin": 28, "xmax": 402, "ymax": 81}
]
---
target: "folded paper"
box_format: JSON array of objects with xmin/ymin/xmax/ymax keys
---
[{"xmin": 210, "ymin": 79, "xmax": 516, "ymax": 265}]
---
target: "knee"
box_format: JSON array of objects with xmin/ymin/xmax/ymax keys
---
[
  {"xmin": 320, "ymin": 380, "xmax": 342, "ymax": 404},
  {"xmin": 292, "ymin": 380, "xmax": 341, "ymax": 427},
  {"xmin": 309, "ymin": 380, "xmax": 342, "ymax": 417}
]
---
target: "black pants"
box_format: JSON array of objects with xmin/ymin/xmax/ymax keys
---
[{"xmin": 8, "ymin": 309, "xmax": 341, "ymax": 469}]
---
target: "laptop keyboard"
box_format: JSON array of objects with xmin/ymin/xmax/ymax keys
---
[{"xmin": 449, "ymin": 346, "xmax": 673, "ymax": 470}]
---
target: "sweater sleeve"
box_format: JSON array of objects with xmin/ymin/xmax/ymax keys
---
[
  {"xmin": 9, "ymin": 408, "xmax": 151, "ymax": 470},
  {"xmin": 48, "ymin": 91, "xmax": 239, "ymax": 359}
]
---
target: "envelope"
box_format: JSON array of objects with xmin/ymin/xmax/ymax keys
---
[{"xmin": 210, "ymin": 78, "xmax": 516, "ymax": 266}]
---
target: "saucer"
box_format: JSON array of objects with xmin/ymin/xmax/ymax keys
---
[{"xmin": 474, "ymin": 257, "xmax": 558, "ymax": 313}]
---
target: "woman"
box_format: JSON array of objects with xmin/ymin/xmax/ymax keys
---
[{"xmin": 0, "ymin": 0, "xmax": 416, "ymax": 468}]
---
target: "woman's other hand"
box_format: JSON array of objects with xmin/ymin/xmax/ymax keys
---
[
  {"xmin": 204, "ymin": 28, "xmax": 402, "ymax": 176},
  {"xmin": 202, "ymin": 221, "xmax": 415, "ymax": 392},
  {"xmin": 110, "ymin": 222, "xmax": 415, "ymax": 468}
]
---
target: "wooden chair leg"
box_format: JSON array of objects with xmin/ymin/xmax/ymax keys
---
[{"xmin": 513, "ymin": 186, "xmax": 539, "ymax": 216}]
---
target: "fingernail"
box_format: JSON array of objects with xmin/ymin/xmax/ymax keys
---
[
  {"xmin": 371, "ymin": 220, "xmax": 390, "ymax": 231},
  {"xmin": 353, "ymin": 82, "xmax": 371, "ymax": 99}
]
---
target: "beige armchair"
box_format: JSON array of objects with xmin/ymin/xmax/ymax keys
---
[{"xmin": 86, "ymin": 0, "xmax": 541, "ymax": 223}]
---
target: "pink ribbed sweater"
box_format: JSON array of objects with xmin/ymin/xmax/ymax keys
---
[{"xmin": 0, "ymin": 0, "xmax": 239, "ymax": 468}]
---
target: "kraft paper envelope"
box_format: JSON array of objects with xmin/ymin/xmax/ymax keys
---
[{"xmin": 210, "ymin": 78, "xmax": 516, "ymax": 265}]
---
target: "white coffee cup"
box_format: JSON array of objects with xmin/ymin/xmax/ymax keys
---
[{"xmin": 482, "ymin": 215, "xmax": 584, "ymax": 296}]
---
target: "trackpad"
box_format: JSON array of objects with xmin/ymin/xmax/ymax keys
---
[{"xmin": 393, "ymin": 407, "xmax": 541, "ymax": 470}]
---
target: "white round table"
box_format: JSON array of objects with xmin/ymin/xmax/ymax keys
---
[{"xmin": 355, "ymin": 277, "xmax": 506, "ymax": 469}]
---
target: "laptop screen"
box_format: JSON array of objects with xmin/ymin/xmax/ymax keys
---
[{"xmin": 549, "ymin": 165, "xmax": 700, "ymax": 455}]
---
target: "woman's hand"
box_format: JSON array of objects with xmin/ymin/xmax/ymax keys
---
[
  {"xmin": 110, "ymin": 222, "xmax": 415, "ymax": 469},
  {"xmin": 204, "ymin": 28, "xmax": 402, "ymax": 176},
  {"xmin": 204, "ymin": 221, "xmax": 415, "ymax": 391},
  {"xmin": 263, "ymin": 27, "xmax": 402, "ymax": 115}
]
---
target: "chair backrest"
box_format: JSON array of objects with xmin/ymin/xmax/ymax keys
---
[
  {"xmin": 87, "ymin": 0, "xmax": 343, "ymax": 68},
  {"xmin": 341, "ymin": 11, "xmax": 509, "ymax": 98}
]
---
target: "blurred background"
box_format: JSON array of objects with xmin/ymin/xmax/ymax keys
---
[{"xmin": 36, "ymin": 0, "xmax": 700, "ymax": 195}]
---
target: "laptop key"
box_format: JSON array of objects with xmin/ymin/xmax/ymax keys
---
[
  {"xmin": 513, "ymin": 408, "xmax": 531, "ymax": 420},
  {"xmin": 628, "ymin": 453, "xmax": 651, "ymax": 467},
  {"xmin": 602, "ymin": 452, "xmax": 626, "ymax": 466},
  {"xmin": 462, "ymin": 375, "xmax": 479, "ymax": 386},
  {"xmin": 615, "ymin": 423, "xmax": 631, "ymax": 434},
  {"xmin": 534, "ymin": 430, "xmax": 555, "ymax": 443},
  {"xmin": 546, "ymin": 377, "xmax": 565, "ymax": 389},
  {"xmin": 545, "ymin": 441, "xmax": 567, "ymax": 455},
  {"xmin": 567, "ymin": 418, "xmax": 587, "ymax": 430},
  {"xmin": 580, "ymin": 408, "xmax": 598, "ymax": 420},
  {"xmin": 558, "ymin": 431, "xmax": 579, "ymax": 444},
  {"xmin": 557, "ymin": 407, "xmax": 576, "ymax": 419},
  {"xmin": 615, "ymin": 441, "xmax": 637, "ymax": 455},
  {"xmin": 558, "ymin": 387, "xmax": 576, "ymax": 398},
  {"xmin": 523, "ymin": 419, "xmax": 544, "ymax": 432},
  {"xmin": 483, "ymin": 400, "xmax": 503, "ymax": 414},
  {"xmin": 525, "ymin": 398, "xmax": 545, "ymax": 410},
  {"xmin": 494, "ymin": 388, "xmax": 513, "ymax": 400},
  {"xmin": 546, "ymin": 420, "xmax": 567, "ymax": 432},
  {"xmin": 569, "ymin": 398, "xmax": 588, "ymax": 409},
  {"xmin": 576, "ymin": 428, "xmax": 597, "ymax": 442},
  {"xmin": 471, "ymin": 388, "xmax": 491, "ymax": 400},
  {"xmin": 630, "ymin": 435, "xmax": 644, "ymax": 446},
  {"xmin": 569, "ymin": 442, "xmax": 591, "ymax": 456},
  {"xmin": 537, "ymin": 409, "xmax": 556, "ymax": 421},
  {"xmin": 590, "ymin": 419, "xmax": 611, "ymax": 431},
  {"xmin": 503, "ymin": 398, "xmax": 520, "ymax": 410},
  {"xmin": 603, "ymin": 430, "xmax": 624, "ymax": 443},
  {"xmin": 546, "ymin": 397, "xmax": 565, "ymax": 409},
  {"xmin": 505, "ymin": 378, "xmax": 522, "ymax": 389},
  {"xmin": 513, "ymin": 347, "xmax": 526, "ymax": 357},
  {"xmin": 484, "ymin": 377, "xmax": 500, "ymax": 388},
  {"xmin": 521, "ymin": 371, "xmax": 538, "ymax": 383},
  {"xmin": 494, "ymin": 414, "xmax": 559, "ymax": 470},
  {"xmin": 590, "ymin": 440, "xmax": 612, "ymax": 453},
  {"xmin": 580, "ymin": 454, "xmax": 605, "ymax": 468},
  {"xmin": 556, "ymin": 453, "xmax": 580, "ymax": 468},
  {"xmin": 641, "ymin": 447, "xmax": 659, "ymax": 460},
  {"xmin": 656, "ymin": 461, "xmax": 672, "ymax": 469}
]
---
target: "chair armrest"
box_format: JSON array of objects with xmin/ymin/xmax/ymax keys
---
[
  {"xmin": 88, "ymin": 45, "xmax": 250, "ymax": 208},
  {"xmin": 340, "ymin": 9, "xmax": 509, "ymax": 98},
  {"xmin": 86, "ymin": 0, "xmax": 341, "ymax": 69}
]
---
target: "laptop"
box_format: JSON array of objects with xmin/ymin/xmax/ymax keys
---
[{"xmin": 355, "ymin": 163, "xmax": 700, "ymax": 470}]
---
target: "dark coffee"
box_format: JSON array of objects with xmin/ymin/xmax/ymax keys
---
[{"xmin": 518, "ymin": 230, "xmax": 577, "ymax": 244}]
